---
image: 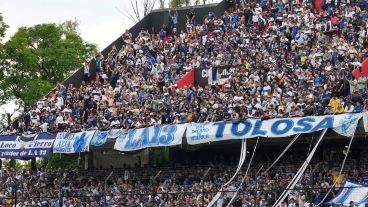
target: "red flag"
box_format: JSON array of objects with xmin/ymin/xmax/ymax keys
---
[{"xmin": 353, "ymin": 58, "xmax": 368, "ymax": 80}]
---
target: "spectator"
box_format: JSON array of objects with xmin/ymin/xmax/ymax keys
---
[
  {"xmin": 1, "ymin": 0, "xmax": 367, "ymax": 136},
  {"xmin": 186, "ymin": 7, "xmax": 196, "ymax": 25},
  {"xmin": 0, "ymin": 152, "xmax": 367, "ymax": 206},
  {"xmin": 169, "ymin": 9, "xmax": 178, "ymax": 29},
  {"xmin": 358, "ymin": 73, "xmax": 367, "ymax": 92},
  {"xmin": 83, "ymin": 62, "xmax": 90, "ymax": 83},
  {"xmin": 345, "ymin": 102, "xmax": 355, "ymax": 113}
]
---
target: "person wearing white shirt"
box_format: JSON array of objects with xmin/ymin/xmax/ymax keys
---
[
  {"xmin": 55, "ymin": 113, "xmax": 64, "ymax": 125},
  {"xmin": 286, "ymin": 98, "xmax": 296, "ymax": 113},
  {"xmin": 233, "ymin": 92, "xmax": 244, "ymax": 102},
  {"xmin": 83, "ymin": 62, "xmax": 90, "ymax": 82},
  {"xmin": 110, "ymin": 118, "xmax": 120, "ymax": 127},
  {"xmin": 56, "ymin": 96, "xmax": 64, "ymax": 109},
  {"xmin": 40, "ymin": 122, "xmax": 48, "ymax": 132},
  {"xmin": 36, "ymin": 99, "xmax": 45, "ymax": 109},
  {"xmin": 262, "ymin": 84, "xmax": 272, "ymax": 95},
  {"xmin": 30, "ymin": 113, "xmax": 40, "ymax": 124},
  {"xmin": 345, "ymin": 102, "xmax": 354, "ymax": 112},
  {"xmin": 253, "ymin": 4, "xmax": 262, "ymax": 24}
]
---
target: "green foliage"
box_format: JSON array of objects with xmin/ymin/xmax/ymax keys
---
[
  {"xmin": 169, "ymin": 0, "xmax": 206, "ymax": 7},
  {"xmin": 0, "ymin": 19, "xmax": 96, "ymax": 107},
  {"xmin": 0, "ymin": 13, "xmax": 9, "ymax": 83},
  {"xmin": 60, "ymin": 20, "xmax": 80, "ymax": 34},
  {"xmin": 106, "ymin": 150, "xmax": 123, "ymax": 159},
  {"xmin": 20, "ymin": 79, "xmax": 54, "ymax": 106},
  {"xmin": 3, "ymin": 159, "xmax": 23, "ymax": 170},
  {"xmin": 170, "ymin": 0, "xmax": 185, "ymax": 7},
  {"xmin": 0, "ymin": 13, "xmax": 8, "ymax": 40},
  {"xmin": 22, "ymin": 158, "xmax": 48, "ymax": 169},
  {"xmin": 152, "ymin": 147, "xmax": 170, "ymax": 165},
  {"xmin": 46, "ymin": 154, "xmax": 80, "ymax": 169}
]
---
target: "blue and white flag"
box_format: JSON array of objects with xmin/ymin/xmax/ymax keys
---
[
  {"xmin": 114, "ymin": 124, "xmax": 187, "ymax": 151},
  {"xmin": 53, "ymin": 131, "xmax": 95, "ymax": 153},
  {"xmin": 113, "ymin": 131, "xmax": 128, "ymax": 152},
  {"xmin": 333, "ymin": 113, "xmax": 362, "ymax": 137},
  {"xmin": 107, "ymin": 128, "xmax": 122, "ymax": 139},
  {"xmin": 362, "ymin": 112, "xmax": 368, "ymax": 133},
  {"xmin": 187, "ymin": 113, "xmax": 362, "ymax": 145},
  {"xmin": 91, "ymin": 129, "xmax": 124, "ymax": 147},
  {"xmin": 326, "ymin": 180, "xmax": 368, "ymax": 206},
  {"xmin": 91, "ymin": 131, "xmax": 109, "ymax": 147},
  {"xmin": 0, "ymin": 133, "xmax": 56, "ymax": 158}
]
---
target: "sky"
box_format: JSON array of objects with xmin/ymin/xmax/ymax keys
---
[
  {"xmin": 0, "ymin": 0, "xmax": 221, "ymax": 119},
  {"xmin": 0, "ymin": 0, "xmax": 140, "ymax": 117},
  {"xmin": 0, "ymin": 0, "xmax": 136, "ymax": 50}
]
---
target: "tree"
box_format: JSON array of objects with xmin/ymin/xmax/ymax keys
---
[
  {"xmin": 0, "ymin": 13, "xmax": 8, "ymax": 38},
  {"xmin": 170, "ymin": 0, "xmax": 209, "ymax": 7},
  {"xmin": 46, "ymin": 154, "xmax": 80, "ymax": 169},
  {"xmin": 170, "ymin": 0, "xmax": 185, "ymax": 7},
  {"xmin": 0, "ymin": 20, "xmax": 96, "ymax": 108},
  {"xmin": 0, "ymin": 13, "xmax": 9, "ymax": 83},
  {"xmin": 151, "ymin": 147, "xmax": 170, "ymax": 166},
  {"xmin": 119, "ymin": 0, "xmax": 157, "ymax": 23},
  {"xmin": 0, "ymin": 103, "xmax": 21, "ymax": 129},
  {"xmin": 159, "ymin": 0, "xmax": 166, "ymax": 8},
  {"xmin": 22, "ymin": 158, "xmax": 48, "ymax": 169},
  {"xmin": 3, "ymin": 159, "xmax": 23, "ymax": 170}
]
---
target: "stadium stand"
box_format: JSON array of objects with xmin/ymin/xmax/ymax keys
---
[
  {"xmin": 0, "ymin": 0, "xmax": 368, "ymax": 206},
  {"xmin": 1, "ymin": 149, "xmax": 368, "ymax": 206},
  {"xmin": 0, "ymin": 0, "xmax": 367, "ymax": 135}
]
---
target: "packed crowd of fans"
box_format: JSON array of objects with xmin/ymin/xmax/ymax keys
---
[
  {"xmin": 1, "ymin": 0, "xmax": 367, "ymax": 135},
  {"xmin": 1, "ymin": 151, "xmax": 367, "ymax": 206},
  {"xmin": 1, "ymin": 1, "xmax": 368, "ymax": 207}
]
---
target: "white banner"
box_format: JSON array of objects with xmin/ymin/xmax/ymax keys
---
[
  {"xmin": 107, "ymin": 128, "xmax": 123, "ymax": 139},
  {"xmin": 187, "ymin": 113, "xmax": 362, "ymax": 145},
  {"xmin": 363, "ymin": 112, "xmax": 368, "ymax": 133},
  {"xmin": 114, "ymin": 124, "xmax": 187, "ymax": 151},
  {"xmin": 326, "ymin": 180, "xmax": 368, "ymax": 206},
  {"xmin": 91, "ymin": 129, "xmax": 124, "ymax": 147},
  {"xmin": 0, "ymin": 133, "xmax": 56, "ymax": 158},
  {"xmin": 53, "ymin": 131, "xmax": 95, "ymax": 153}
]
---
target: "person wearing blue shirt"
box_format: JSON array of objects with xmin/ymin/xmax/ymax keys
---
[
  {"xmin": 124, "ymin": 115, "xmax": 133, "ymax": 129},
  {"xmin": 314, "ymin": 74, "xmax": 323, "ymax": 87},
  {"xmin": 198, "ymin": 113, "xmax": 207, "ymax": 123},
  {"xmin": 143, "ymin": 62, "xmax": 152, "ymax": 80},
  {"xmin": 261, "ymin": 0, "xmax": 267, "ymax": 9},
  {"xmin": 208, "ymin": 11, "xmax": 215, "ymax": 21},
  {"xmin": 159, "ymin": 28, "xmax": 166, "ymax": 40},
  {"xmin": 169, "ymin": 9, "xmax": 178, "ymax": 29},
  {"xmin": 353, "ymin": 102, "xmax": 364, "ymax": 112},
  {"xmin": 230, "ymin": 13, "xmax": 240, "ymax": 27},
  {"xmin": 291, "ymin": 25, "xmax": 299, "ymax": 39},
  {"xmin": 314, "ymin": 192, "xmax": 322, "ymax": 205},
  {"xmin": 87, "ymin": 114, "xmax": 97, "ymax": 128}
]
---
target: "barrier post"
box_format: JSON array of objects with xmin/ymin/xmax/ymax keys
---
[
  {"xmin": 152, "ymin": 170, "xmax": 162, "ymax": 206},
  {"xmin": 14, "ymin": 182, "xmax": 17, "ymax": 206},
  {"xmin": 202, "ymin": 168, "xmax": 211, "ymax": 207},
  {"xmin": 59, "ymin": 178, "xmax": 63, "ymax": 207},
  {"xmin": 104, "ymin": 171, "xmax": 114, "ymax": 207},
  {"xmin": 254, "ymin": 165, "xmax": 263, "ymax": 207},
  {"xmin": 308, "ymin": 162, "xmax": 319, "ymax": 205}
]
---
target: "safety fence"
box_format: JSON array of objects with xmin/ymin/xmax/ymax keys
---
[{"xmin": 2, "ymin": 183, "xmax": 367, "ymax": 206}]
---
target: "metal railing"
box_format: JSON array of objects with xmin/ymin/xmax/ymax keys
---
[{"xmin": 2, "ymin": 183, "xmax": 367, "ymax": 206}]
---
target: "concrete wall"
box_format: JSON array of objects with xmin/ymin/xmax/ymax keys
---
[
  {"xmin": 147, "ymin": 1, "xmax": 227, "ymax": 34},
  {"xmin": 61, "ymin": 1, "xmax": 228, "ymax": 88},
  {"xmin": 93, "ymin": 149, "xmax": 149, "ymax": 169}
]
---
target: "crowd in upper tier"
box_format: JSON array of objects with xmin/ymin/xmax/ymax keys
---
[
  {"xmin": 1, "ymin": 0, "xmax": 368, "ymax": 135},
  {"xmin": 1, "ymin": 151, "xmax": 368, "ymax": 207}
]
